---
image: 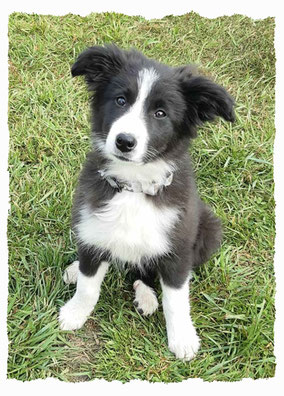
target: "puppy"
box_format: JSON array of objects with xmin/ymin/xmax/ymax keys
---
[{"xmin": 59, "ymin": 45, "xmax": 235, "ymax": 361}]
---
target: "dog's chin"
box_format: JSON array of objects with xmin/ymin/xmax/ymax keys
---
[
  {"xmin": 114, "ymin": 154, "xmax": 131, "ymax": 162},
  {"xmin": 108, "ymin": 152, "xmax": 145, "ymax": 166}
]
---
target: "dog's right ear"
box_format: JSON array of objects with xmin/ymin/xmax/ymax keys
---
[{"xmin": 71, "ymin": 44, "xmax": 125, "ymax": 88}]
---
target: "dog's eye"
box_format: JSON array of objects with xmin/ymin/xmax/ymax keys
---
[
  {"xmin": 116, "ymin": 96, "xmax": 126, "ymax": 107},
  {"xmin": 154, "ymin": 110, "xmax": 167, "ymax": 118}
]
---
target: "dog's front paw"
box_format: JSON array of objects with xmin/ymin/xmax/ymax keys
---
[
  {"xmin": 168, "ymin": 331, "xmax": 200, "ymax": 361},
  {"xmin": 59, "ymin": 299, "xmax": 89, "ymax": 330}
]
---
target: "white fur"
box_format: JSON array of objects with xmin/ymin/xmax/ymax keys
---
[
  {"xmin": 133, "ymin": 280, "xmax": 159, "ymax": 315},
  {"xmin": 76, "ymin": 192, "xmax": 180, "ymax": 266},
  {"xmin": 105, "ymin": 68, "xmax": 159, "ymax": 163},
  {"xmin": 59, "ymin": 261, "xmax": 109, "ymax": 330},
  {"xmin": 101, "ymin": 157, "xmax": 175, "ymax": 187},
  {"xmin": 161, "ymin": 277, "xmax": 200, "ymax": 361},
  {"xmin": 63, "ymin": 260, "xmax": 79, "ymax": 284}
]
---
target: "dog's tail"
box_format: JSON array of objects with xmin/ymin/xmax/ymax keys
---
[{"xmin": 193, "ymin": 202, "xmax": 222, "ymax": 268}]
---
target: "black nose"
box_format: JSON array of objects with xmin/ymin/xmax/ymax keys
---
[{"xmin": 115, "ymin": 133, "xmax": 137, "ymax": 153}]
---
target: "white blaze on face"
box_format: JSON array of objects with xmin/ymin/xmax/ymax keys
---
[{"xmin": 105, "ymin": 68, "xmax": 159, "ymax": 163}]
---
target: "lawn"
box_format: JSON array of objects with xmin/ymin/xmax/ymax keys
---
[{"xmin": 8, "ymin": 12, "xmax": 275, "ymax": 382}]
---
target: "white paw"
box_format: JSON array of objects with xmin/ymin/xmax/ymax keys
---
[
  {"xmin": 168, "ymin": 331, "xmax": 200, "ymax": 361},
  {"xmin": 59, "ymin": 298, "xmax": 89, "ymax": 330},
  {"xmin": 133, "ymin": 280, "xmax": 159, "ymax": 316},
  {"xmin": 63, "ymin": 261, "xmax": 79, "ymax": 284}
]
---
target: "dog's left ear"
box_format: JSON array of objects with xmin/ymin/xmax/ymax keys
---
[
  {"xmin": 71, "ymin": 44, "xmax": 125, "ymax": 89},
  {"xmin": 177, "ymin": 67, "xmax": 235, "ymax": 135}
]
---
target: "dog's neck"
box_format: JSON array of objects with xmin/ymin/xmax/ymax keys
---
[{"xmin": 98, "ymin": 158, "xmax": 175, "ymax": 196}]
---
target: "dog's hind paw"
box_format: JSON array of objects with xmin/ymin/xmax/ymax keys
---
[
  {"xmin": 133, "ymin": 280, "xmax": 158, "ymax": 316},
  {"xmin": 63, "ymin": 261, "xmax": 79, "ymax": 284}
]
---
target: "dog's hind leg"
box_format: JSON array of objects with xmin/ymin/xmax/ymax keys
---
[
  {"xmin": 132, "ymin": 267, "xmax": 159, "ymax": 316},
  {"xmin": 63, "ymin": 260, "xmax": 79, "ymax": 284},
  {"xmin": 193, "ymin": 202, "xmax": 222, "ymax": 268}
]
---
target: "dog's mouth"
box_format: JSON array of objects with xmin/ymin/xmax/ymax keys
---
[
  {"xmin": 112, "ymin": 153, "xmax": 146, "ymax": 166},
  {"xmin": 114, "ymin": 154, "xmax": 131, "ymax": 162}
]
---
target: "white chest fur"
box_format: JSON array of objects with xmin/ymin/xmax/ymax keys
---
[{"xmin": 76, "ymin": 192, "xmax": 180, "ymax": 265}]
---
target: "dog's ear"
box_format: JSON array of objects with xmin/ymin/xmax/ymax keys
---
[
  {"xmin": 71, "ymin": 44, "xmax": 125, "ymax": 88},
  {"xmin": 176, "ymin": 66, "xmax": 235, "ymax": 136}
]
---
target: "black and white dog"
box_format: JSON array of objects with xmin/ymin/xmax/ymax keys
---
[{"xmin": 59, "ymin": 45, "xmax": 235, "ymax": 361}]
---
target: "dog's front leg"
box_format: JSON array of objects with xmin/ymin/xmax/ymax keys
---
[
  {"xmin": 59, "ymin": 247, "xmax": 109, "ymax": 331},
  {"xmin": 160, "ymin": 276, "xmax": 200, "ymax": 361}
]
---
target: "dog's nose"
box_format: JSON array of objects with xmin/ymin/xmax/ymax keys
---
[{"xmin": 115, "ymin": 133, "xmax": 137, "ymax": 153}]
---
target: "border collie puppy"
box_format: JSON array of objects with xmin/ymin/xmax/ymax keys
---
[{"xmin": 59, "ymin": 45, "xmax": 235, "ymax": 361}]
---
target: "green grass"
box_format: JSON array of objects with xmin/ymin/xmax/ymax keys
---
[{"xmin": 8, "ymin": 12, "xmax": 275, "ymax": 382}]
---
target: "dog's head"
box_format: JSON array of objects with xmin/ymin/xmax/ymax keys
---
[{"xmin": 72, "ymin": 44, "xmax": 235, "ymax": 164}]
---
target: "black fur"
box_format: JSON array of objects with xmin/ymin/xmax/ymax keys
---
[{"xmin": 71, "ymin": 44, "xmax": 234, "ymax": 289}]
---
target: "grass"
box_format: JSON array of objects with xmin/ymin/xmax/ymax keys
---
[{"xmin": 8, "ymin": 12, "xmax": 275, "ymax": 382}]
